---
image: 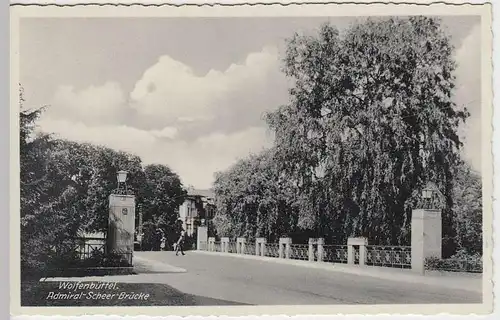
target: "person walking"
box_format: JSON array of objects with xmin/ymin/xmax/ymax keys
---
[
  {"xmin": 160, "ymin": 235, "xmax": 166, "ymax": 251},
  {"xmin": 153, "ymin": 228, "xmax": 163, "ymax": 251},
  {"xmin": 175, "ymin": 230, "xmax": 186, "ymax": 256}
]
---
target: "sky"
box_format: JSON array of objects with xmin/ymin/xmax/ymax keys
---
[{"xmin": 20, "ymin": 16, "xmax": 482, "ymax": 189}]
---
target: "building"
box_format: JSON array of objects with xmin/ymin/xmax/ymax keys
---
[{"xmin": 178, "ymin": 188, "xmax": 215, "ymax": 237}]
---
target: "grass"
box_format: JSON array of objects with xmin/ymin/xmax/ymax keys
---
[{"xmin": 21, "ymin": 281, "xmax": 247, "ymax": 306}]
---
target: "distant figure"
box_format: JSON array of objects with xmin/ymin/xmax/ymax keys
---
[
  {"xmin": 160, "ymin": 235, "xmax": 166, "ymax": 251},
  {"xmin": 175, "ymin": 230, "xmax": 186, "ymax": 256},
  {"xmin": 153, "ymin": 228, "xmax": 163, "ymax": 251}
]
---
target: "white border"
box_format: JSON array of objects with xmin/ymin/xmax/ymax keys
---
[{"xmin": 8, "ymin": 0, "xmax": 497, "ymax": 318}]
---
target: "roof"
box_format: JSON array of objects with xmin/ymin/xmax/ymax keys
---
[{"xmin": 186, "ymin": 188, "xmax": 215, "ymax": 199}]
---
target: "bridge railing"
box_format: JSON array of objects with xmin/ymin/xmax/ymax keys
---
[
  {"xmin": 289, "ymin": 244, "xmax": 309, "ymax": 260},
  {"xmin": 201, "ymin": 236, "xmax": 479, "ymax": 274},
  {"xmin": 265, "ymin": 243, "xmax": 279, "ymax": 258},
  {"xmin": 322, "ymin": 245, "xmax": 348, "ymax": 264},
  {"xmin": 244, "ymin": 242, "xmax": 256, "ymax": 255},
  {"xmin": 365, "ymin": 245, "xmax": 412, "ymax": 269}
]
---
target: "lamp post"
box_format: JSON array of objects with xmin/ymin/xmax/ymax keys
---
[
  {"xmin": 116, "ymin": 170, "xmax": 128, "ymax": 194},
  {"xmin": 421, "ymin": 185, "xmax": 434, "ymax": 209}
]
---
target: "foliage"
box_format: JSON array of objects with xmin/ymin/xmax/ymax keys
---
[
  {"xmin": 425, "ymin": 250, "xmax": 482, "ymax": 273},
  {"xmin": 139, "ymin": 164, "xmax": 186, "ymax": 230},
  {"xmin": 213, "ymin": 17, "xmax": 481, "ymax": 255},
  {"xmin": 213, "ymin": 149, "xmax": 300, "ymax": 242},
  {"xmin": 265, "ymin": 17, "xmax": 467, "ymax": 248},
  {"xmin": 451, "ymin": 162, "xmax": 482, "ymax": 254},
  {"xmin": 20, "ymin": 87, "xmax": 187, "ymax": 270}
]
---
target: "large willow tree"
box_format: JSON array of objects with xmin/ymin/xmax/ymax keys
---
[{"xmin": 266, "ymin": 17, "xmax": 468, "ymax": 251}]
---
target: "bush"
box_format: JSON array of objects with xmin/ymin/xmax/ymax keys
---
[{"xmin": 425, "ymin": 250, "xmax": 482, "ymax": 273}]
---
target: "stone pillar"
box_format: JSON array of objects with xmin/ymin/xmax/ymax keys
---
[
  {"xmin": 317, "ymin": 238, "xmax": 325, "ymax": 262},
  {"xmin": 208, "ymin": 237, "xmax": 215, "ymax": 252},
  {"xmin": 197, "ymin": 226, "xmax": 208, "ymax": 251},
  {"xmin": 347, "ymin": 237, "xmax": 367, "ymax": 265},
  {"xmin": 308, "ymin": 238, "xmax": 316, "ymax": 261},
  {"xmin": 108, "ymin": 194, "xmax": 135, "ymax": 264},
  {"xmin": 358, "ymin": 239, "xmax": 368, "ymax": 266},
  {"xmin": 236, "ymin": 237, "xmax": 246, "ymax": 254},
  {"xmin": 221, "ymin": 237, "xmax": 230, "ymax": 253},
  {"xmin": 279, "ymin": 237, "xmax": 292, "ymax": 259},
  {"xmin": 256, "ymin": 238, "xmax": 266, "ymax": 256},
  {"xmin": 411, "ymin": 209, "xmax": 442, "ymax": 274}
]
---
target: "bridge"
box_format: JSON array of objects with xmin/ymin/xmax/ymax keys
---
[{"xmin": 132, "ymin": 250, "xmax": 481, "ymax": 305}]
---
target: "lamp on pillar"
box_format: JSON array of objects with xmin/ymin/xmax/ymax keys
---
[
  {"xmin": 116, "ymin": 170, "xmax": 128, "ymax": 194},
  {"xmin": 421, "ymin": 185, "xmax": 434, "ymax": 209}
]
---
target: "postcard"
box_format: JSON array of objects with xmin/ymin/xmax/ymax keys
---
[{"xmin": 10, "ymin": 0, "xmax": 494, "ymax": 316}]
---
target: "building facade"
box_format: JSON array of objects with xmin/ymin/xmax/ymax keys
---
[{"xmin": 178, "ymin": 188, "xmax": 215, "ymax": 237}]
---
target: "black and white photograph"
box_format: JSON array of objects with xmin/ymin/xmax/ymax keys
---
[{"xmin": 10, "ymin": 1, "xmax": 493, "ymax": 316}]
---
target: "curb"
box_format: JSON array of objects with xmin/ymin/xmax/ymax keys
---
[
  {"xmin": 193, "ymin": 250, "xmax": 482, "ymax": 294},
  {"xmin": 39, "ymin": 257, "xmax": 187, "ymax": 283}
]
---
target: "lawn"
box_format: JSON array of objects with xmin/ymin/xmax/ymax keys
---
[{"xmin": 21, "ymin": 281, "xmax": 247, "ymax": 306}]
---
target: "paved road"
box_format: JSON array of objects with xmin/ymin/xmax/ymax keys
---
[{"xmin": 135, "ymin": 251, "xmax": 481, "ymax": 305}]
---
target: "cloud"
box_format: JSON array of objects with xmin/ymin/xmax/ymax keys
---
[
  {"xmin": 454, "ymin": 23, "xmax": 482, "ymax": 172},
  {"xmin": 129, "ymin": 46, "xmax": 288, "ymax": 137},
  {"xmin": 38, "ymin": 117, "xmax": 272, "ymax": 189},
  {"xmin": 48, "ymin": 81, "xmax": 127, "ymax": 125},
  {"xmin": 38, "ymin": 46, "xmax": 285, "ymax": 188}
]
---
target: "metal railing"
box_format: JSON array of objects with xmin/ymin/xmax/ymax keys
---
[
  {"xmin": 289, "ymin": 244, "xmax": 309, "ymax": 260},
  {"xmin": 75, "ymin": 237, "xmax": 106, "ymax": 260},
  {"xmin": 265, "ymin": 243, "xmax": 279, "ymax": 258},
  {"xmin": 244, "ymin": 242, "xmax": 256, "ymax": 255},
  {"xmin": 203, "ymin": 237, "xmax": 481, "ymax": 274},
  {"xmin": 323, "ymin": 245, "xmax": 348, "ymax": 263},
  {"xmin": 366, "ymin": 245, "xmax": 412, "ymax": 269},
  {"xmin": 72, "ymin": 237, "xmax": 132, "ymax": 267}
]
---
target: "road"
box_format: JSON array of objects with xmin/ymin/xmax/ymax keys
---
[{"xmin": 134, "ymin": 251, "xmax": 482, "ymax": 305}]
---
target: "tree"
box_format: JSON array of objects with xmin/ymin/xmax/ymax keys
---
[
  {"xmin": 20, "ymin": 85, "xmax": 63, "ymax": 270},
  {"xmin": 266, "ymin": 17, "xmax": 468, "ymax": 250},
  {"xmin": 46, "ymin": 140, "xmax": 147, "ymax": 233},
  {"xmin": 212, "ymin": 149, "xmax": 299, "ymax": 242},
  {"xmin": 19, "ymin": 86, "xmax": 188, "ymax": 269},
  {"xmin": 138, "ymin": 164, "xmax": 186, "ymax": 245},
  {"xmin": 451, "ymin": 162, "xmax": 482, "ymax": 254}
]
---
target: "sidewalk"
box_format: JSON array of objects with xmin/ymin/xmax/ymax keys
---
[
  {"xmin": 193, "ymin": 250, "xmax": 483, "ymax": 294},
  {"xmin": 40, "ymin": 255, "xmax": 186, "ymax": 283}
]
